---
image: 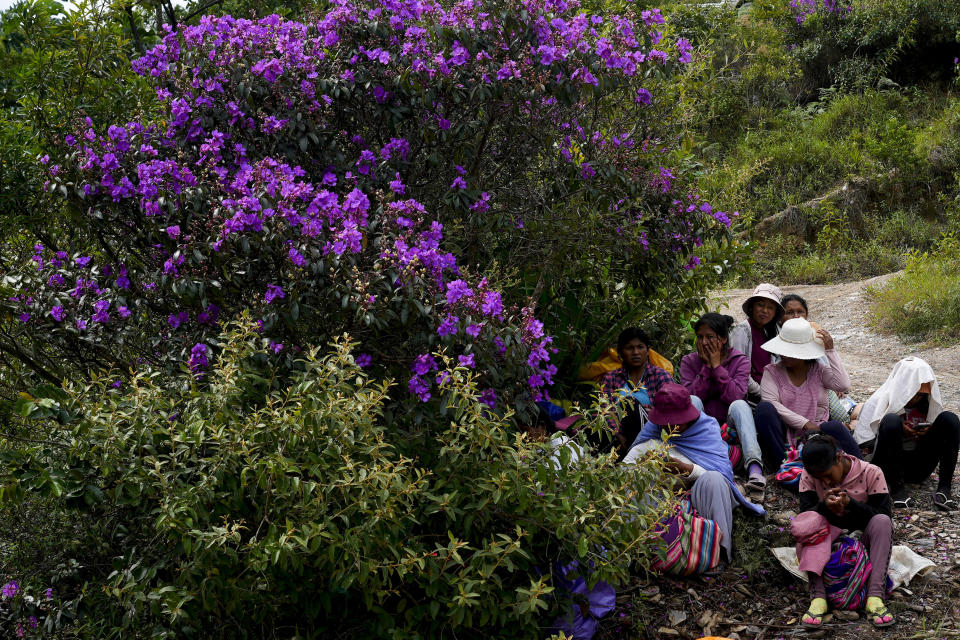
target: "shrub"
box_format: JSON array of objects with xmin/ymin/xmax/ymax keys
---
[
  {"xmin": 867, "ymin": 233, "xmax": 960, "ymax": 343},
  {"xmin": 3, "ymin": 0, "xmax": 739, "ymax": 417},
  {"xmin": 5, "ymin": 322, "xmax": 672, "ymax": 638}
]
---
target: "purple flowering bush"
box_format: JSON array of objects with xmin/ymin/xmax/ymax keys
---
[
  {"xmin": 8, "ymin": 0, "xmax": 735, "ymax": 413},
  {"xmin": 5, "ymin": 323, "xmax": 671, "ymax": 637}
]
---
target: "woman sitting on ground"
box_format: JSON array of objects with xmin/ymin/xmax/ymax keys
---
[
  {"xmin": 853, "ymin": 356, "xmax": 960, "ymax": 510},
  {"xmin": 623, "ymin": 383, "xmax": 764, "ymax": 571},
  {"xmin": 729, "ymin": 283, "xmax": 784, "ymax": 403},
  {"xmin": 520, "ymin": 406, "xmax": 584, "ymax": 470},
  {"xmin": 680, "ymin": 312, "xmax": 766, "ymax": 489},
  {"xmin": 796, "ymin": 435, "xmax": 894, "ymax": 628},
  {"xmin": 755, "ymin": 318, "xmax": 862, "ymax": 468},
  {"xmin": 600, "ymin": 327, "xmax": 674, "ymax": 455},
  {"xmin": 780, "ymin": 293, "xmax": 853, "ymax": 425}
]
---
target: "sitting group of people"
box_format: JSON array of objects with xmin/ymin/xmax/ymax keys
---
[{"xmin": 536, "ymin": 283, "xmax": 959, "ymax": 629}]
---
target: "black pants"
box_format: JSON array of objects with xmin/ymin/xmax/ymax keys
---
[
  {"xmin": 871, "ymin": 411, "xmax": 960, "ymax": 495},
  {"xmin": 754, "ymin": 401, "xmax": 862, "ymax": 470}
]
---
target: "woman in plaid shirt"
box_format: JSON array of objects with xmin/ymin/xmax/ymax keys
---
[{"xmin": 600, "ymin": 327, "xmax": 674, "ymax": 455}]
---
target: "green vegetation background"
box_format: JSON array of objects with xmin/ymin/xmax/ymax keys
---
[{"xmin": 0, "ymin": 0, "xmax": 959, "ymax": 637}]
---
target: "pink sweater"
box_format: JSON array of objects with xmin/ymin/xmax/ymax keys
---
[{"xmin": 759, "ymin": 349, "xmax": 850, "ymax": 446}]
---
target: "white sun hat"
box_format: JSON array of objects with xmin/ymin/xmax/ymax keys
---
[{"xmin": 760, "ymin": 317, "xmax": 825, "ymax": 360}]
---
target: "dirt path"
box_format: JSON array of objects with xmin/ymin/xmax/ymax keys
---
[{"xmin": 713, "ymin": 273, "xmax": 960, "ymax": 409}]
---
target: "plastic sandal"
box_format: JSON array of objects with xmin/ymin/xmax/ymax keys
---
[
  {"xmin": 865, "ymin": 599, "xmax": 895, "ymax": 628},
  {"xmin": 800, "ymin": 598, "xmax": 828, "ymax": 628},
  {"xmin": 933, "ymin": 491, "xmax": 957, "ymax": 511},
  {"xmin": 892, "ymin": 495, "xmax": 915, "ymax": 509},
  {"xmin": 800, "ymin": 609, "xmax": 823, "ymax": 628}
]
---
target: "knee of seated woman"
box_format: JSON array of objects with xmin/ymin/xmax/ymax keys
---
[
  {"xmin": 695, "ymin": 469, "xmax": 726, "ymax": 487},
  {"xmin": 866, "ymin": 513, "xmax": 893, "ymax": 531}
]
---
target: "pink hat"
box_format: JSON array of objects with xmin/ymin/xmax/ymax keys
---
[
  {"xmin": 741, "ymin": 283, "xmax": 784, "ymax": 319},
  {"xmin": 791, "ymin": 511, "xmax": 840, "ymax": 575},
  {"xmin": 648, "ymin": 383, "xmax": 701, "ymax": 425}
]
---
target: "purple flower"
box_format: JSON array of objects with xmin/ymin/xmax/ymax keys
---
[
  {"xmin": 450, "ymin": 176, "xmax": 467, "ymax": 190},
  {"xmin": 51, "ymin": 305, "xmax": 65, "ymax": 322},
  {"xmin": 481, "ymin": 291, "xmax": 503, "ymax": 317},
  {"xmin": 1, "ymin": 581, "xmax": 18, "ymax": 598},
  {"xmin": 189, "ymin": 342, "xmax": 209, "ymax": 374},
  {"xmin": 288, "ymin": 247, "xmax": 307, "ymax": 267},
  {"xmin": 166, "ymin": 225, "xmax": 181, "ymax": 238},
  {"xmin": 355, "ymin": 353, "xmax": 372, "ymax": 368},
  {"xmin": 117, "ymin": 306, "xmax": 131, "ymax": 318},
  {"xmin": 465, "ymin": 324, "xmax": 482, "ymax": 338},
  {"xmin": 445, "ymin": 279, "xmax": 473, "ymax": 304},
  {"xmin": 458, "ymin": 354, "xmax": 475, "ymax": 368},
  {"xmin": 270, "ymin": 342, "xmax": 284, "ymax": 354},
  {"xmin": 437, "ymin": 315, "xmax": 459, "ymax": 337},
  {"xmin": 18, "ymin": 312, "xmax": 30, "ymax": 323},
  {"xmin": 75, "ymin": 256, "xmax": 92, "ymax": 267},
  {"xmin": 76, "ymin": 319, "xmax": 87, "ymax": 331},
  {"xmin": 635, "ymin": 87, "xmax": 652, "ymax": 105},
  {"xmin": 168, "ymin": 311, "xmax": 188, "ymax": 329},
  {"xmin": 411, "ymin": 354, "xmax": 437, "ymax": 376},
  {"xmin": 45, "ymin": 588, "xmax": 53, "ymax": 600},
  {"xmin": 92, "ymin": 299, "xmax": 111, "ymax": 323},
  {"xmin": 111, "ymin": 380, "xmax": 122, "ymax": 389},
  {"xmin": 479, "ymin": 388, "xmax": 497, "ymax": 408},
  {"xmin": 264, "ymin": 284, "xmax": 285, "ymax": 304}
]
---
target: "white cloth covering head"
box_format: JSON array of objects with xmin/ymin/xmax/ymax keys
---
[{"xmin": 853, "ymin": 356, "xmax": 944, "ymax": 444}]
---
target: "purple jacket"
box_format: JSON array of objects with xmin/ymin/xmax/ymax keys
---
[{"xmin": 679, "ymin": 348, "xmax": 750, "ymax": 424}]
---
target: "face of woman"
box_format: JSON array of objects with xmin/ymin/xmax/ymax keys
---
[
  {"xmin": 810, "ymin": 453, "xmax": 846, "ymax": 487},
  {"xmin": 750, "ymin": 298, "xmax": 778, "ymax": 327},
  {"xmin": 695, "ymin": 326, "xmax": 726, "ymax": 349},
  {"xmin": 782, "ymin": 300, "xmax": 807, "ymax": 322},
  {"xmin": 620, "ymin": 338, "xmax": 649, "ymax": 370}
]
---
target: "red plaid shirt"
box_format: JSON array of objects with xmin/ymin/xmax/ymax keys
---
[{"xmin": 600, "ymin": 364, "xmax": 674, "ymax": 433}]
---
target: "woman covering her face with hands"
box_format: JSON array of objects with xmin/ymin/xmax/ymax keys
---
[{"xmin": 680, "ymin": 313, "xmax": 766, "ymax": 489}]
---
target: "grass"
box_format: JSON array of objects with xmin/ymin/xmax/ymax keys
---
[{"xmin": 867, "ymin": 235, "xmax": 960, "ymax": 343}]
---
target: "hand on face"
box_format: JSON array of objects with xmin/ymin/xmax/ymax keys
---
[{"xmin": 696, "ymin": 337, "xmax": 723, "ymax": 368}]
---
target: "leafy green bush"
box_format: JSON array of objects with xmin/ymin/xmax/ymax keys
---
[
  {"xmin": 867, "ymin": 234, "xmax": 960, "ymax": 343},
  {"xmin": 4, "ymin": 321, "xmax": 672, "ymax": 638}
]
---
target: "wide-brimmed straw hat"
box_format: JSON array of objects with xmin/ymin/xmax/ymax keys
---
[
  {"xmin": 760, "ymin": 318, "xmax": 825, "ymax": 360},
  {"xmin": 648, "ymin": 383, "xmax": 701, "ymax": 425},
  {"xmin": 741, "ymin": 283, "xmax": 785, "ymax": 319}
]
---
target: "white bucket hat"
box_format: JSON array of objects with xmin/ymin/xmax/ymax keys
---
[
  {"xmin": 760, "ymin": 318, "xmax": 825, "ymax": 360},
  {"xmin": 742, "ymin": 283, "xmax": 784, "ymax": 319}
]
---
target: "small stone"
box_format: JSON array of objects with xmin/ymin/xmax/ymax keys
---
[
  {"xmin": 656, "ymin": 627, "xmax": 679, "ymax": 636},
  {"xmin": 821, "ymin": 613, "xmax": 834, "ymax": 623},
  {"xmin": 667, "ymin": 610, "xmax": 687, "ymax": 626},
  {"xmin": 697, "ymin": 610, "xmax": 714, "ymax": 627},
  {"xmin": 834, "ymin": 610, "xmax": 859, "ymax": 621}
]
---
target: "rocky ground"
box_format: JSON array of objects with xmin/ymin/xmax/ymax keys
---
[{"xmin": 598, "ymin": 276, "xmax": 960, "ymax": 640}]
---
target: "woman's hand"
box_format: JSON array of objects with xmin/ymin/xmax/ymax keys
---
[
  {"xmin": 697, "ymin": 339, "xmax": 723, "ymax": 368},
  {"xmin": 825, "ymin": 488, "xmax": 849, "ymax": 515},
  {"xmin": 804, "ymin": 421, "xmax": 821, "ymax": 432},
  {"xmin": 663, "ymin": 457, "xmax": 694, "ymax": 476},
  {"xmin": 816, "ymin": 328, "xmax": 834, "ymax": 351}
]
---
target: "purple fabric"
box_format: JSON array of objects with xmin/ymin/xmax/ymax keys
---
[
  {"xmin": 552, "ymin": 561, "xmax": 617, "ymax": 640},
  {"xmin": 749, "ymin": 320, "xmax": 771, "ymax": 383},
  {"xmin": 679, "ymin": 349, "xmax": 750, "ymax": 423}
]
